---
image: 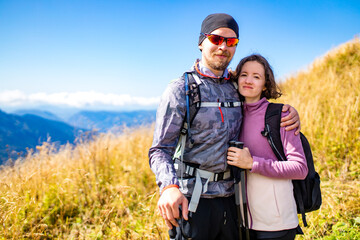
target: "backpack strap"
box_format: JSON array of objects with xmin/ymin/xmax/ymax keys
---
[
  {"xmin": 200, "ymin": 102, "xmax": 242, "ymax": 107},
  {"xmin": 173, "ymin": 72, "xmax": 201, "ymax": 154},
  {"xmin": 183, "ymin": 72, "xmax": 201, "ymax": 147},
  {"xmin": 261, "ymin": 103, "xmax": 286, "ymax": 161},
  {"xmin": 262, "ymin": 103, "xmax": 315, "ymax": 227},
  {"xmin": 293, "ymin": 181, "xmax": 307, "ymax": 226},
  {"xmin": 187, "ymin": 72, "xmax": 201, "ymax": 125},
  {"xmin": 173, "ymin": 72, "xmax": 202, "ymax": 194}
]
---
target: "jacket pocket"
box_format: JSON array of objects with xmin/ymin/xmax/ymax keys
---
[
  {"xmin": 191, "ymin": 107, "xmax": 224, "ymax": 130},
  {"xmin": 272, "ymin": 184, "xmax": 281, "ymax": 217}
]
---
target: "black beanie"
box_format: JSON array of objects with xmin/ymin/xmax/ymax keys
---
[{"xmin": 198, "ymin": 13, "xmax": 239, "ymax": 45}]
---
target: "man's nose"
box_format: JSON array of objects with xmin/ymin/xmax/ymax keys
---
[{"xmin": 218, "ymin": 40, "xmax": 228, "ymax": 50}]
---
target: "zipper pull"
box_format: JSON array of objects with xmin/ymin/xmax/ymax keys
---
[{"xmin": 217, "ymin": 99, "xmax": 224, "ymax": 123}]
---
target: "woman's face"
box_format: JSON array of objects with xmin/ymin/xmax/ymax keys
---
[{"xmin": 238, "ymin": 61, "xmax": 266, "ymax": 103}]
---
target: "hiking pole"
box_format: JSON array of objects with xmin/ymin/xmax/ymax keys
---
[
  {"xmin": 240, "ymin": 168, "xmax": 250, "ymax": 240},
  {"xmin": 234, "ymin": 181, "xmax": 243, "ymax": 240},
  {"xmin": 229, "ymin": 141, "xmax": 249, "ymax": 240}
]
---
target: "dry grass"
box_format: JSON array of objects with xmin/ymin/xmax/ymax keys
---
[
  {"xmin": 276, "ymin": 37, "xmax": 360, "ymax": 239},
  {"xmin": 0, "ymin": 38, "xmax": 359, "ymax": 239},
  {"xmin": 0, "ymin": 126, "xmax": 168, "ymax": 239},
  {"xmin": 278, "ymin": 37, "xmax": 360, "ymax": 180}
]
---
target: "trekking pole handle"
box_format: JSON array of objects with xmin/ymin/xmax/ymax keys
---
[{"xmin": 229, "ymin": 140, "xmax": 244, "ymax": 149}]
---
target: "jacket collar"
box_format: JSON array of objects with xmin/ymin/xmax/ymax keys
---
[{"xmin": 194, "ymin": 59, "xmax": 230, "ymax": 81}]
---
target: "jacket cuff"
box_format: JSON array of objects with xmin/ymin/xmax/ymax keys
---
[
  {"xmin": 250, "ymin": 156, "xmax": 262, "ymax": 173},
  {"xmin": 161, "ymin": 184, "xmax": 180, "ymax": 195}
]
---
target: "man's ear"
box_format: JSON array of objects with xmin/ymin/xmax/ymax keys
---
[{"xmin": 199, "ymin": 44, "xmax": 203, "ymax": 51}]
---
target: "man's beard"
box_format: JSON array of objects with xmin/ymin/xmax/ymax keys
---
[{"xmin": 205, "ymin": 50, "xmax": 232, "ymax": 72}]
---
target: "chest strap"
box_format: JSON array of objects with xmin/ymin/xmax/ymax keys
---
[
  {"xmin": 174, "ymin": 160, "xmax": 233, "ymax": 212},
  {"xmin": 200, "ymin": 101, "xmax": 242, "ymax": 108},
  {"xmin": 192, "ymin": 72, "xmax": 242, "ymax": 109}
]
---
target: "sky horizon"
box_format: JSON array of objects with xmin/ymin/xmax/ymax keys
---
[{"xmin": 1, "ymin": 0, "xmax": 359, "ymax": 113}]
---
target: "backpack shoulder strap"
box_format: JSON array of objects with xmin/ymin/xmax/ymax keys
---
[
  {"xmin": 174, "ymin": 72, "xmax": 201, "ymax": 186},
  {"xmin": 261, "ymin": 103, "xmax": 286, "ymax": 161},
  {"xmin": 176, "ymin": 72, "xmax": 201, "ymax": 149},
  {"xmin": 186, "ymin": 72, "xmax": 201, "ymax": 126}
]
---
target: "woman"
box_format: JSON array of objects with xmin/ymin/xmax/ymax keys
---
[{"xmin": 227, "ymin": 54, "xmax": 308, "ymax": 240}]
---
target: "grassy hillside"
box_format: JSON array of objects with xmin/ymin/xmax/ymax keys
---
[
  {"xmin": 0, "ymin": 127, "xmax": 168, "ymax": 239},
  {"xmin": 276, "ymin": 37, "xmax": 360, "ymax": 239},
  {"xmin": 278, "ymin": 37, "xmax": 360, "ymax": 179},
  {"xmin": 0, "ymin": 38, "xmax": 359, "ymax": 239}
]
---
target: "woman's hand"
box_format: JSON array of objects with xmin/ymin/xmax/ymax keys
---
[{"xmin": 227, "ymin": 147, "xmax": 253, "ymax": 169}]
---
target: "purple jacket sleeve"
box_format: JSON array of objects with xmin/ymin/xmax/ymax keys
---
[
  {"xmin": 148, "ymin": 79, "xmax": 186, "ymax": 192},
  {"xmin": 251, "ymin": 112, "xmax": 308, "ymax": 180}
]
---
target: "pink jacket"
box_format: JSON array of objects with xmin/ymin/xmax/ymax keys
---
[{"xmin": 239, "ymin": 98, "xmax": 308, "ymax": 231}]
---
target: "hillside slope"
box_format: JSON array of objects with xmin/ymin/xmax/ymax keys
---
[
  {"xmin": 278, "ymin": 37, "xmax": 359, "ymax": 178},
  {"xmin": 276, "ymin": 37, "xmax": 360, "ymax": 239}
]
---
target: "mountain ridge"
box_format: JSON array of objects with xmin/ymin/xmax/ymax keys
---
[
  {"xmin": 0, "ymin": 109, "xmax": 156, "ymax": 163},
  {"xmin": 0, "ymin": 110, "xmax": 79, "ymax": 163}
]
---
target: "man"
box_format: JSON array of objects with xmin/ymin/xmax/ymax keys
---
[{"xmin": 149, "ymin": 13, "xmax": 299, "ymax": 239}]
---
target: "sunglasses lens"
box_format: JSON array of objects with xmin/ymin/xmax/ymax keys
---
[
  {"xmin": 208, "ymin": 35, "xmax": 224, "ymax": 45},
  {"xmin": 204, "ymin": 33, "xmax": 238, "ymax": 47},
  {"xmin": 226, "ymin": 38, "xmax": 239, "ymax": 47}
]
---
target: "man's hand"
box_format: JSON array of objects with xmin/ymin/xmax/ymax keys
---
[
  {"xmin": 280, "ymin": 104, "xmax": 301, "ymax": 135},
  {"xmin": 157, "ymin": 187, "xmax": 188, "ymax": 229}
]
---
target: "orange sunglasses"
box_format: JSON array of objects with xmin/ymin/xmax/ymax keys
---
[{"xmin": 202, "ymin": 33, "xmax": 239, "ymax": 47}]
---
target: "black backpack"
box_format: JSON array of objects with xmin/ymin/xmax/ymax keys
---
[{"xmin": 261, "ymin": 103, "xmax": 322, "ymax": 227}]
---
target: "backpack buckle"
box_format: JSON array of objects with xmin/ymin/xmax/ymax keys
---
[
  {"xmin": 214, "ymin": 172, "xmax": 223, "ymax": 181},
  {"xmin": 181, "ymin": 127, "xmax": 188, "ymax": 135}
]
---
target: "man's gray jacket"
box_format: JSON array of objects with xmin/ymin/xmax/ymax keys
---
[{"xmin": 149, "ymin": 62, "xmax": 243, "ymax": 198}]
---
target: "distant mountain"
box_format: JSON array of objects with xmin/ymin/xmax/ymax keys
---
[
  {"xmin": 13, "ymin": 109, "xmax": 63, "ymax": 122},
  {"xmin": 0, "ymin": 110, "xmax": 80, "ymax": 164},
  {"xmin": 67, "ymin": 110, "xmax": 156, "ymax": 132},
  {"xmin": 0, "ymin": 108, "xmax": 157, "ymax": 163}
]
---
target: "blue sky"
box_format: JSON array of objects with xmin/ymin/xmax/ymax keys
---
[{"xmin": 0, "ymin": 0, "xmax": 359, "ymax": 112}]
